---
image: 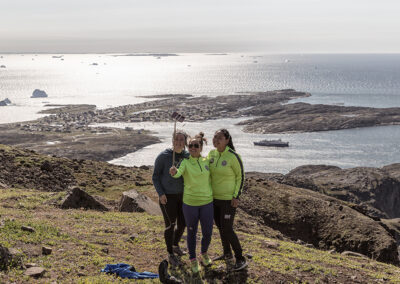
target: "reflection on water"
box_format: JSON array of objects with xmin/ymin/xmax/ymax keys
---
[{"xmin": 96, "ymin": 119, "xmax": 400, "ymax": 173}]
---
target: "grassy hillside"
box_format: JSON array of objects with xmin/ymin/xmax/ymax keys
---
[{"xmin": 1, "ymin": 144, "xmax": 400, "ymax": 283}]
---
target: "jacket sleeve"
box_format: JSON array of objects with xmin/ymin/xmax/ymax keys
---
[
  {"xmin": 152, "ymin": 154, "xmax": 166, "ymax": 196},
  {"xmin": 231, "ymin": 153, "xmax": 245, "ymax": 199},
  {"xmin": 173, "ymin": 159, "xmax": 186, "ymax": 179}
]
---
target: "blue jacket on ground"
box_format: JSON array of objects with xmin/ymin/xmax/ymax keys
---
[
  {"xmin": 101, "ymin": 263, "xmax": 158, "ymax": 279},
  {"xmin": 152, "ymin": 148, "xmax": 189, "ymax": 196}
]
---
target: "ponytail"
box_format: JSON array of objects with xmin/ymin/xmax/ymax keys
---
[{"xmin": 194, "ymin": 132, "xmax": 207, "ymax": 147}]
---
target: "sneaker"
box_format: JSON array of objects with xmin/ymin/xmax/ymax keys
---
[
  {"xmin": 190, "ymin": 259, "xmax": 201, "ymax": 273},
  {"xmin": 168, "ymin": 254, "xmax": 181, "ymax": 267},
  {"xmin": 201, "ymin": 253, "xmax": 212, "ymax": 267},
  {"xmin": 233, "ymin": 258, "xmax": 248, "ymax": 271},
  {"xmin": 172, "ymin": 245, "xmax": 187, "ymax": 256},
  {"xmin": 212, "ymin": 253, "xmax": 233, "ymax": 261}
]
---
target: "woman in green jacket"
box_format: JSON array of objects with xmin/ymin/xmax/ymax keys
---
[
  {"xmin": 169, "ymin": 132, "xmax": 213, "ymax": 273},
  {"xmin": 208, "ymin": 128, "xmax": 247, "ymax": 271}
]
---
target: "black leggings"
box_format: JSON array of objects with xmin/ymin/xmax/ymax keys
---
[
  {"xmin": 213, "ymin": 199, "xmax": 243, "ymax": 260},
  {"xmin": 160, "ymin": 193, "xmax": 186, "ymax": 254}
]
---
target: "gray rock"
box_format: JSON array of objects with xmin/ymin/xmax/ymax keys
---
[
  {"xmin": 341, "ymin": 251, "xmax": 369, "ymax": 259},
  {"xmin": 24, "ymin": 267, "xmax": 46, "ymax": 277},
  {"xmin": 25, "ymin": 263, "xmax": 38, "ymax": 268},
  {"xmin": 61, "ymin": 187, "xmax": 109, "ymax": 211},
  {"xmin": 118, "ymin": 189, "xmax": 161, "ymax": 215},
  {"xmin": 21, "ymin": 226, "xmax": 35, "ymax": 233},
  {"xmin": 42, "ymin": 246, "xmax": 52, "ymax": 255}
]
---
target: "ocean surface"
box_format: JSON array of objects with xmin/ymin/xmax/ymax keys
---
[{"xmin": 1, "ymin": 53, "xmax": 400, "ymax": 173}]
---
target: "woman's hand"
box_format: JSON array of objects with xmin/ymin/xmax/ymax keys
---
[
  {"xmin": 159, "ymin": 194, "xmax": 167, "ymax": 205},
  {"xmin": 231, "ymin": 198, "xmax": 239, "ymax": 208},
  {"xmin": 169, "ymin": 166, "xmax": 177, "ymax": 176}
]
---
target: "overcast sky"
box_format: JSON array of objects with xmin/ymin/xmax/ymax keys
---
[{"xmin": 1, "ymin": 0, "xmax": 400, "ymax": 53}]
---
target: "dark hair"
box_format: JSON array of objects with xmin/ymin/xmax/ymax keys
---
[
  {"xmin": 215, "ymin": 128, "xmax": 235, "ymax": 151},
  {"xmin": 173, "ymin": 130, "xmax": 188, "ymax": 146},
  {"xmin": 192, "ymin": 132, "xmax": 207, "ymax": 147}
]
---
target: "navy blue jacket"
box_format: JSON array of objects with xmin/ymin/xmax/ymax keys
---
[{"xmin": 152, "ymin": 148, "xmax": 189, "ymax": 196}]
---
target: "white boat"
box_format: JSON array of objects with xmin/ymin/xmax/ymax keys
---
[{"xmin": 254, "ymin": 139, "xmax": 289, "ymax": 147}]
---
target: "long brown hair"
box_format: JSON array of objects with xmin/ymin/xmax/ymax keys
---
[{"xmin": 215, "ymin": 128, "xmax": 235, "ymax": 151}]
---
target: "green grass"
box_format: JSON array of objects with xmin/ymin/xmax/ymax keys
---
[{"xmin": 1, "ymin": 185, "xmax": 400, "ymax": 283}]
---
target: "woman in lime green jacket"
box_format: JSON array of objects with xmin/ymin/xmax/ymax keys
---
[
  {"xmin": 169, "ymin": 133, "xmax": 213, "ymax": 273},
  {"xmin": 208, "ymin": 128, "xmax": 247, "ymax": 271}
]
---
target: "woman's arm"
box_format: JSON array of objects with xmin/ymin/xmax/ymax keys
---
[
  {"xmin": 231, "ymin": 153, "xmax": 245, "ymax": 199},
  {"xmin": 170, "ymin": 159, "xmax": 186, "ymax": 178}
]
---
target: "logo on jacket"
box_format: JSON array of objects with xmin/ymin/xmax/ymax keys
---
[
  {"xmin": 210, "ymin": 158, "xmax": 214, "ymax": 163},
  {"xmin": 205, "ymin": 165, "xmax": 209, "ymax": 171},
  {"xmin": 221, "ymin": 160, "xmax": 227, "ymax": 166}
]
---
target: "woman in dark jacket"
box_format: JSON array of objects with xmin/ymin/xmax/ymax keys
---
[{"xmin": 152, "ymin": 130, "xmax": 189, "ymax": 266}]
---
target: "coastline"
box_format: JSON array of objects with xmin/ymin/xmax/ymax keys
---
[{"xmin": 1, "ymin": 89, "xmax": 400, "ymax": 166}]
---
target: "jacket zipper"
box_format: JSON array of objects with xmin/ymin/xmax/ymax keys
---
[
  {"xmin": 197, "ymin": 160, "xmax": 203, "ymax": 172},
  {"xmin": 216, "ymin": 154, "xmax": 221, "ymax": 167}
]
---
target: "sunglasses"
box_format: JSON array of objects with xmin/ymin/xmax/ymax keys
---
[{"xmin": 188, "ymin": 143, "xmax": 200, "ymax": 149}]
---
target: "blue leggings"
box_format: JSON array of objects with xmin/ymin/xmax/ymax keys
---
[{"xmin": 182, "ymin": 202, "xmax": 214, "ymax": 260}]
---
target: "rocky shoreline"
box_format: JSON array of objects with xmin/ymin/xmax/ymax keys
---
[{"xmin": 1, "ymin": 89, "xmax": 400, "ymax": 161}]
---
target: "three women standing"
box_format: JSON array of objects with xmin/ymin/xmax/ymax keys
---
[{"xmin": 153, "ymin": 128, "xmax": 247, "ymax": 273}]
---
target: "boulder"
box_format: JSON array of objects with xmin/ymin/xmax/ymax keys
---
[
  {"xmin": 119, "ymin": 189, "xmax": 161, "ymax": 215},
  {"xmin": 283, "ymin": 164, "xmax": 400, "ymax": 219},
  {"xmin": 61, "ymin": 187, "xmax": 109, "ymax": 211},
  {"xmin": 240, "ymin": 173, "xmax": 399, "ymax": 265},
  {"xmin": 24, "ymin": 267, "xmax": 45, "ymax": 278},
  {"xmin": 0, "ymin": 245, "xmax": 23, "ymax": 270},
  {"xmin": 31, "ymin": 89, "xmax": 48, "ymax": 98}
]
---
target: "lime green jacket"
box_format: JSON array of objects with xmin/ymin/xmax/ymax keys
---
[
  {"xmin": 207, "ymin": 146, "xmax": 244, "ymax": 200},
  {"xmin": 173, "ymin": 156, "xmax": 213, "ymax": 206}
]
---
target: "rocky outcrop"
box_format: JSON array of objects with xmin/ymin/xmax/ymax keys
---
[
  {"xmin": 119, "ymin": 189, "xmax": 161, "ymax": 215},
  {"xmin": 61, "ymin": 187, "xmax": 109, "ymax": 211},
  {"xmin": 237, "ymin": 102, "xmax": 400, "ymax": 133},
  {"xmin": 282, "ymin": 164, "xmax": 400, "ymax": 219},
  {"xmin": 31, "ymin": 89, "xmax": 48, "ymax": 98},
  {"xmin": 240, "ymin": 173, "xmax": 399, "ymax": 265}
]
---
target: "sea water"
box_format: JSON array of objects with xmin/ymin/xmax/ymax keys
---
[{"xmin": 1, "ymin": 53, "xmax": 400, "ymax": 172}]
